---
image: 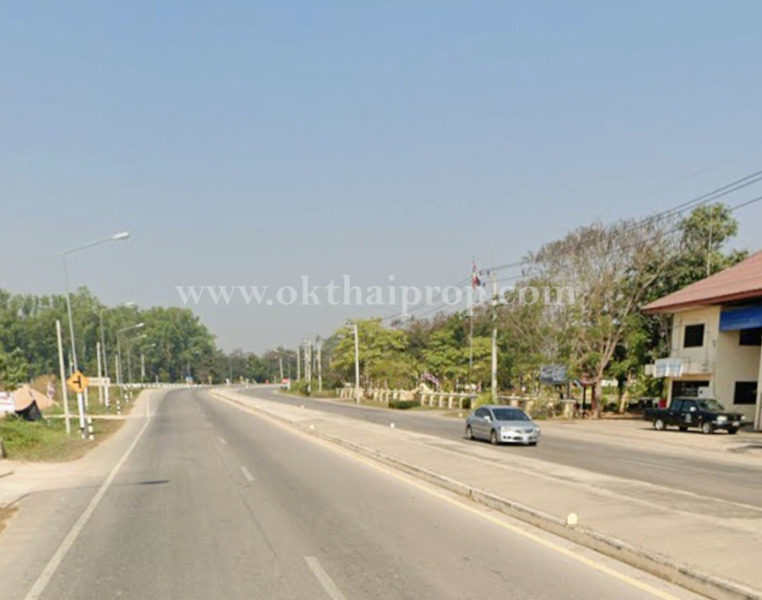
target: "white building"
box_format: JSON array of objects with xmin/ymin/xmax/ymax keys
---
[{"xmin": 644, "ymin": 250, "xmax": 762, "ymax": 430}]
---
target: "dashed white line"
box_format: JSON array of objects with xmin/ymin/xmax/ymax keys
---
[
  {"xmin": 305, "ymin": 556, "xmax": 347, "ymax": 600},
  {"xmin": 218, "ymin": 436, "xmax": 227, "ymax": 445},
  {"xmin": 23, "ymin": 396, "xmax": 153, "ymax": 600},
  {"xmin": 240, "ymin": 466, "xmax": 255, "ymax": 482}
]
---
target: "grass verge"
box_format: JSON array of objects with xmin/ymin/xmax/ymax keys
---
[{"xmin": 0, "ymin": 416, "xmax": 124, "ymax": 462}]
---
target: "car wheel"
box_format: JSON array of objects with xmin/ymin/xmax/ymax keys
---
[
  {"xmin": 465, "ymin": 425, "xmax": 474, "ymax": 440},
  {"xmin": 490, "ymin": 430, "xmax": 499, "ymax": 445},
  {"xmin": 727, "ymin": 427, "xmax": 738, "ymax": 435},
  {"xmin": 702, "ymin": 421, "xmax": 714, "ymax": 435},
  {"xmin": 678, "ymin": 426, "xmax": 688, "ymax": 432},
  {"xmin": 653, "ymin": 418, "xmax": 666, "ymax": 431}
]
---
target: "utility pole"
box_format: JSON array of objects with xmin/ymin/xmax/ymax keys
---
[
  {"xmin": 490, "ymin": 270, "xmax": 498, "ymax": 403},
  {"xmin": 296, "ymin": 345, "xmax": 301, "ymax": 381},
  {"xmin": 317, "ymin": 338, "xmax": 323, "ymax": 392},
  {"xmin": 707, "ymin": 216, "xmax": 714, "ymax": 276},
  {"xmin": 98, "ymin": 309, "xmax": 108, "ymax": 380},
  {"xmin": 278, "ymin": 356, "xmax": 284, "ymax": 381},
  {"xmin": 353, "ymin": 322, "xmax": 360, "ymax": 404},
  {"xmin": 96, "ymin": 342, "xmax": 103, "ymax": 405},
  {"xmin": 305, "ymin": 339, "xmax": 312, "ymax": 394},
  {"xmin": 56, "ymin": 320, "xmax": 72, "ymax": 435}
]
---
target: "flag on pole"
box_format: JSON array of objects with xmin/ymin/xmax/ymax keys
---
[{"xmin": 471, "ymin": 261, "xmax": 483, "ymax": 289}]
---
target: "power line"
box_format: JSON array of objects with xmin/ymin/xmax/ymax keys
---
[
  {"xmin": 391, "ymin": 194, "xmax": 762, "ymax": 324},
  {"xmin": 379, "ymin": 177, "xmax": 762, "ymax": 327},
  {"xmin": 481, "ymin": 169, "xmax": 762, "ymax": 277}
]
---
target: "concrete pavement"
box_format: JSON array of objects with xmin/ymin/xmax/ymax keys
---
[
  {"xmin": 219, "ymin": 386, "xmax": 762, "ymax": 600},
  {"xmin": 239, "ymin": 386, "xmax": 762, "ymax": 508},
  {"xmin": 0, "ymin": 387, "xmax": 705, "ymax": 600}
]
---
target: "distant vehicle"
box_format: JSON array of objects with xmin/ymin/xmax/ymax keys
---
[
  {"xmin": 626, "ymin": 397, "xmax": 659, "ymax": 413},
  {"xmin": 645, "ymin": 397, "xmax": 744, "ymax": 434},
  {"xmin": 465, "ymin": 405, "xmax": 541, "ymax": 445}
]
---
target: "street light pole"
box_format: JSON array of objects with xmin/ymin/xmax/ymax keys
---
[
  {"xmin": 61, "ymin": 231, "xmax": 130, "ymax": 372},
  {"xmin": 127, "ymin": 333, "xmax": 147, "ymax": 383},
  {"xmin": 353, "ymin": 322, "xmax": 360, "ymax": 404},
  {"xmin": 97, "ymin": 301, "xmax": 136, "ymax": 382},
  {"xmin": 116, "ymin": 323, "xmax": 144, "ymax": 385},
  {"xmin": 140, "ymin": 343, "xmax": 155, "ymax": 383}
]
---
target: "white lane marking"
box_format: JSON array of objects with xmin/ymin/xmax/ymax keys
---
[
  {"xmin": 305, "ymin": 556, "xmax": 348, "ymax": 600},
  {"xmin": 23, "ymin": 395, "xmax": 154, "ymax": 600},
  {"xmin": 216, "ymin": 393, "xmax": 689, "ymax": 600},
  {"xmin": 240, "ymin": 466, "xmax": 255, "ymax": 482},
  {"xmin": 218, "ymin": 436, "xmax": 227, "ymax": 445}
]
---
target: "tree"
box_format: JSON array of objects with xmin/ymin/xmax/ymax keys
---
[
  {"xmin": 611, "ymin": 203, "xmax": 748, "ymax": 407},
  {"xmin": 0, "ymin": 348, "xmax": 29, "ymax": 390},
  {"xmin": 530, "ymin": 218, "xmax": 677, "ymax": 415},
  {"xmin": 331, "ymin": 319, "xmax": 416, "ymax": 388}
]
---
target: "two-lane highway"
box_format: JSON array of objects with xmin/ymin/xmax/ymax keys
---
[
  {"xmin": 13, "ymin": 388, "xmax": 701, "ymax": 600},
  {"xmin": 240, "ymin": 386, "xmax": 762, "ymax": 508}
]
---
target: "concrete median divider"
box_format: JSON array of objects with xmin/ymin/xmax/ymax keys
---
[{"xmin": 211, "ymin": 388, "xmax": 761, "ymax": 600}]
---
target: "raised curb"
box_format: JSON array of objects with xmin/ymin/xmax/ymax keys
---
[{"xmin": 213, "ymin": 389, "xmax": 761, "ymax": 600}]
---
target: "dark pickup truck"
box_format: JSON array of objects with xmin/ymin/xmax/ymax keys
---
[{"xmin": 645, "ymin": 397, "xmax": 745, "ymax": 434}]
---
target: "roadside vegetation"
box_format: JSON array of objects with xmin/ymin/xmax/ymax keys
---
[
  {"xmin": 0, "ymin": 414, "xmax": 124, "ymax": 462},
  {"xmin": 264, "ymin": 204, "xmax": 746, "ymax": 416},
  {"xmin": 0, "ymin": 204, "xmax": 746, "ymax": 419}
]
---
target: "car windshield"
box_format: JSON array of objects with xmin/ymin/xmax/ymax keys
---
[
  {"xmin": 491, "ymin": 408, "xmax": 530, "ymax": 422},
  {"xmin": 697, "ymin": 399, "xmax": 725, "ymax": 412}
]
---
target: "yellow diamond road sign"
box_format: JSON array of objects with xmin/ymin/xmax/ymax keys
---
[{"xmin": 67, "ymin": 371, "xmax": 89, "ymax": 394}]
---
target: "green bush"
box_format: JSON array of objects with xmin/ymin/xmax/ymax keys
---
[
  {"xmin": 388, "ymin": 399, "xmax": 420, "ymax": 410},
  {"xmin": 288, "ymin": 381, "xmax": 311, "ymax": 396},
  {"xmin": 471, "ymin": 392, "xmax": 492, "ymax": 409}
]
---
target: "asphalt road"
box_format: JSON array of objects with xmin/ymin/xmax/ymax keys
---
[
  {"xmin": 240, "ymin": 386, "xmax": 762, "ymax": 508},
  {"xmin": 18, "ymin": 388, "xmax": 699, "ymax": 600}
]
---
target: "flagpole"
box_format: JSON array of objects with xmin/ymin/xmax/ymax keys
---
[
  {"xmin": 469, "ymin": 259, "xmax": 476, "ymax": 387},
  {"xmin": 469, "ymin": 301, "xmax": 474, "ymax": 382}
]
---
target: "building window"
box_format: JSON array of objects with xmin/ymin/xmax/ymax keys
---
[
  {"xmin": 739, "ymin": 328, "xmax": 762, "ymax": 346},
  {"xmin": 671, "ymin": 380, "xmax": 709, "ymax": 398},
  {"xmin": 734, "ymin": 381, "xmax": 757, "ymax": 405},
  {"xmin": 683, "ymin": 324, "xmax": 705, "ymax": 348}
]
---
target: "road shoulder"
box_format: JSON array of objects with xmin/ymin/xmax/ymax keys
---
[{"xmin": 214, "ymin": 387, "xmax": 762, "ymax": 600}]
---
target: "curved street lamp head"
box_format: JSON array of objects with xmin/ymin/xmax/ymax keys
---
[
  {"xmin": 112, "ymin": 231, "xmax": 130, "ymax": 241},
  {"xmin": 134, "ymin": 322, "xmax": 145, "ymax": 329}
]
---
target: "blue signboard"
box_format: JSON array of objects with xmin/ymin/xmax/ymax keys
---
[{"xmin": 719, "ymin": 306, "xmax": 762, "ymax": 331}]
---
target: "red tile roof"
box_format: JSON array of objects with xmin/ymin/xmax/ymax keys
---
[{"xmin": 644, "ymin": 250, "xmax": 762, "ymax": 313}]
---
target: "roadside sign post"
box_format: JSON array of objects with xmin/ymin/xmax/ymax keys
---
[
  {"xmin": 76, "ymin": 393, "xmax": 86, "ymax": 438},
  {"xmin": 67, "ymin": 370, "xmax": 90, "ymax": 439}
]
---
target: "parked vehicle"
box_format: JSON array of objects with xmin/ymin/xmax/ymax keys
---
[
  {"xmin": 645, "ymin": 397, "xmax": 744, "ymax": 434},
  {"xmin": 465, "ymin": 405, "xmax": 541, "ymax": 445}
]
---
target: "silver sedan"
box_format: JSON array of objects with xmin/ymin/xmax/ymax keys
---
[{"xmin": 465, "ymin": 405, "xmax": 541, "ymax": 446}]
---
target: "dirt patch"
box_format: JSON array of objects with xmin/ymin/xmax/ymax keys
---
[{"xmin": 0, "ymin": 505, "xmax": 17, "ymax": 535}]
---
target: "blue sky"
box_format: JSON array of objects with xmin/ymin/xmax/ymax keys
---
[{"xmin": 2, "ymin": 1, "xmax": 762, "ymax": 352}]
